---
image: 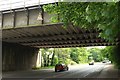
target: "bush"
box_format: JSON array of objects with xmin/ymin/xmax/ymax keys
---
[
  {"xmin": 70, "ymin": 61, "xmax": 77, "ymax": 65},
  {"xmin": 112, "ymin": 45, "xmax": 120, "ymax": 69},
  {"xmin": 32, "ymin": 67, "xmax": 41, "ymax": 70},
  {"xmin": 53, "ymin": 56, "xmax": 58, "ymax": 65}
]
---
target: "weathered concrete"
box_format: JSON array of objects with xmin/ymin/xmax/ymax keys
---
[
  {"xmin": 2, "ymin": 42, "xmax": 39, "ymax": 71},
  {"xmin": 3, "ymin": 13, "xmax": 13, "ymax": 28},
  {"xmin": 0, "ymin": 6, "xmax": 57, "ymax": 71},
  {"xmin": 29, "ymin": 9, "xmax": 42, "ymax": 25},
  {"xmin": 0, "ymin": 7, "xmax": 58, "ymax": 29},
  {"xmin": 15, "ymin": 11, "xmax": 27, "ymax": 27}
]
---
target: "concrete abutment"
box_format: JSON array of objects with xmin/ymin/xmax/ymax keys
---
[{"xmin": 2, "ymin": 42, "xmax": 39, "ymax": 71}]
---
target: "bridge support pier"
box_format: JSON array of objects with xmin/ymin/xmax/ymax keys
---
[{"xmin": 2, "ymin": 42, "xmax": 39, "ymax": 71}]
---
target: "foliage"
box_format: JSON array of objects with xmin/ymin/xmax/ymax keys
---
[
  {"xmin": 70, "ymin": 60, "xmax": 77, "ymax": 65},
  {"xmin": 41, "ymin": 48, "xmax": 54, "ymax": 67},
  {"xmin": 70, "ymin": 51, "xmax": 80, "ymax": 63},
  {"xmin": 55, "ymin": 48, "xmax": 71, "ymax": 64},
  {"xmin": 101, "ymin": 46, "xmax": 120, "ymax": 69},
  {"xmin": 43, "ymin": 2, "xmax": 120, "ymax": 69},
  {"xmin": 32, "ymin": 66, "xmax": 54, "ymax": 70},
  {"xmin": 113, "ymin": 45, "xmax": 120, "ymax": 69},
  {"xmin": 88, "ymin": 48, "xmax": 103, "ymax": 62},
  {"xmin": 40, "ymin": 47, "xmax": 90, "ymax": 67},
  {"xmin": 52, "ymin": 56, "xmax": 58, "ymax": 66},
  {"xmin": 43, "ymin": 2, "xmax": 120, "ymax": 41},
  {"xmin": 32, "ymin": 66, "xmax": 41, "ymax": 70},
  {"xmin": 70, "ymin": 47, "xmax": 89, "ymax": 63},
  {"xmin": 40, "ymin": 46, "xmax": 120, "ymax": 69},
  {"xmin": 100, "ymin": 47, "xmax": 111, "ymax": 60}
]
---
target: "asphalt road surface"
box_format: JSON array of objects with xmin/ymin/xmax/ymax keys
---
[{"xmin": 2, "ymin": 63, "xmax": 120, "ymax": 80}]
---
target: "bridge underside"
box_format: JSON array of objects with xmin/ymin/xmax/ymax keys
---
[
  {"xmin": 2, "ymin": 23, "xmax": 119, "ymax": 48},
  {"xmin": 1, "ymin": 3, "xmax": 120, "ymax": 72}
]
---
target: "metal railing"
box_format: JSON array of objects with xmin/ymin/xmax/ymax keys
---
[{"xmin": 0, "ymin": 0, "xmax": 57, "ymax": 11}]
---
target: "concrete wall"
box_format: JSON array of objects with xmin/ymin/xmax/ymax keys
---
[
  {"xmin": 2, "ymin": 42, "xmax": 39, "ymax": 71},
  {"xmin": 36, "ymin": 50, "xmax": 42, "ymax": 67},
  {"xmin": 0, "ymin": 8, "xmax": 58, "ymax": 29},
  {"xmin": 0, "ymin": 13, "xmax": 2, "ymax": 28},
  {"xmin": 3, "ymin": 13, "xmax": 13, "ymax": 28},
  {"xmin": 15, "ymin": 11, "xmax": 27, "ymax": 27},
  {"xmin": 29, "ymin": 9, "xmax": 42, "ymax": 25}
]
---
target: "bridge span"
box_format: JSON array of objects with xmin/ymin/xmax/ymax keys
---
[
  {"xmin": 1, "ymin": 4, "xmax": 119, "ymax": 48},
  {"xmin": 1, "ymin": 3, "xmax": 119, "ymax": 71}
]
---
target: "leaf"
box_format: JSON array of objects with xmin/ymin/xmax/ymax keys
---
[
  {"xmin": 86, "ymin": 16, "xmax": 92, "ymax": 23},
  {"xmin": 43, "ymin": 2, "xmax": 119, "ymax": 42}
]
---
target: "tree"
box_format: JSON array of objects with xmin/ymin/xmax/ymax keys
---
[
  {"xmin": 43, "ymin": 2, "xmax": 120, "ymax": 68},
  {"xmin": 101, "ymin": 46, "xmax": 120, "ymax": 68},
  {"xmin": 100, "ymin": 47, "xmax": 110, "ymax": 60},
  {"xmin": 41, "ymin": 49, "xmax": 47, "ymax": 66},
  {"xmin": 70, "ymin": 48, "xmax": 80, "ymax": 63},
  {"xmin": 70, "ymin": 47, "xmax": 88, "ymax": 63},
  {"xmin": 88, "ymin": 48, "xmax": 103, "ymax": 62},
  {"xmin": 57, "ymin": 48, "xmax": 71, "ymax": 64},
  {"xmin": 43, "ymin": 2, "xmax": 119, "ymax": 41},
  {"xmin": 50, "ymin": 49, "xmax": 55, "ymax": 66},
  {"xmin": 41, "ymin": 48, "xmax": 53, "ymax": 67}
]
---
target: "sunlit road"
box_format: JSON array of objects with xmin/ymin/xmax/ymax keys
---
[{"xmin": 2, "ymin": 63, "xmax": 120, "ymax": 80}]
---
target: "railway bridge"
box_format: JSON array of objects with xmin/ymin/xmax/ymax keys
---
[{"xmin": 1, "ymin": 2, "xmax": 119, "ymax": 71}]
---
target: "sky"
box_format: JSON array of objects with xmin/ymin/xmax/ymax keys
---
[{"xmin": 86, "ymin": 46, "xmax": 106, "ymax": 49}]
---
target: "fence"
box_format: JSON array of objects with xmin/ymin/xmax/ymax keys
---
[{"xmin": 0, "ymin": 0, "xmax": 57, "ymax": 11}]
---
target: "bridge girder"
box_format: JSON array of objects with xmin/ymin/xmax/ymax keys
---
[{"xmin": 2, "ymin": 23, "xmax": 119, "ymax": 48}]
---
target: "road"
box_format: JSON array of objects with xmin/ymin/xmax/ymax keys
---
[{"xmin": 2, "ymin": 63, "xmax": 120, "ymax": 80}]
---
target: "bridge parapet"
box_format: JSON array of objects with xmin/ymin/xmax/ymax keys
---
[{"xmin": 0, "ymin": 5, "xmax": 58, "ymax": 29}]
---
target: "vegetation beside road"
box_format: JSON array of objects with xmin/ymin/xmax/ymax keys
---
[
  {"xmin": 43, "ymin": 2, "xmax": 120, "ymax": 69},
  {"xmin": 37, "ymin": 47, "xmax": 108, "ymax": 69}
]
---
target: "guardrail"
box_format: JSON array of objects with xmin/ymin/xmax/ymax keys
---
[{"xmin": 0, "ymin": 0, "xmax": 57, "ymax": 11}]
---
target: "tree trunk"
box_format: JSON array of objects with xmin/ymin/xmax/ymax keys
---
[
  {"xmin": 51, "ymin": 52, "xmax": 55, "ymax": 66},
  {"xmin": 47, "ymin": 55, "xmax": 49, "ymax": 66},
  {"xmin": 43, "ymin": 54, "xmax": 47, "ymax": 67}
]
